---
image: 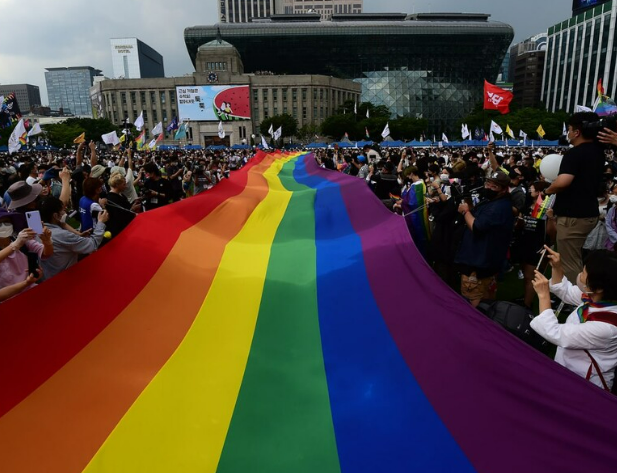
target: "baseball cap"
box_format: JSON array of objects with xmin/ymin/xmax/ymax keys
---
[{"xmin": 486, "ymin": 171, "xmax": 510, "ymax": 188}]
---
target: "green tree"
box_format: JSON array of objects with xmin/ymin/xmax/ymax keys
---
[
  {"xmin": 258, "ymin": 114, "xmax": 298, "ymax": 138},
  {"xmin": 44, "ymin": 117, "xmax": 120, "ymax": 148},
  {"xmin": 297, "ymin": 122, "xmax": 320, "ymax": 142},
  {"xmin": 320, "ymin": 114, "xmax": 357, "ymax": 140},
  {"xmin": 458, "ymin": 104, "xmax": 570, "ymax": 141},
  {"xmin": 389, "ymin": 116, "xmax": 429, "ymax": 141}
]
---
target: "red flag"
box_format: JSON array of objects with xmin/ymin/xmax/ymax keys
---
[
  {"xmin": 598, "ymin": 78, "xmax": 605, "ymax": 97},
  {"xmin": 484, "ymin": 80, "xmax": 513, "ymax": 114}
]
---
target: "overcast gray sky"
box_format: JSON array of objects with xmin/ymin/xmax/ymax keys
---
[{"xmin": 0, "ymin": 0, "xmax": 573, "ymax": 106}]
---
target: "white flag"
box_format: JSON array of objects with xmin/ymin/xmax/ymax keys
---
[
  {"xmin": 261, "ymin": 135, "xmax": 270, "ymax": 149},
  {"xmin": 490, "ymin": 120, "xmax": 503, "ymax": 135},
  {"xmin": 101, "ymin": 131, "xmax": 120, "ymax": 145},
  {"xmin": 575, "ymin": 104, "xmax": 592, "ymax": 113},
  {"xmin": 366, "ymin": 109, "xmax": 370, "ymax": 118},
  {"xmin": 8, "ymin": 118, "xmax": 26, "ymax": 154},
  {"xmin": 489, "ymin": 131, "xmax": 495, "ymax": 143},
  {"xmin": 461, "ymin": 123, "xmax": 470, "ymax": 139},
  {"xmin": 134, "ymin": 111, "xmax": 144, "ymax": 131},
  {"xmin": 519, "ymin": 130, "xmax": 527, "ymax": 138},
  {"xmin": 381, "ymin": 122, "xmax": 390, "ymax": 139},
  {"xmin": 273, "ymin": 126, "xmax": 282, "ymax": 141},
  {"xmin": 441, "ymin": 133, "xmax": 449, "ymax": 143},
  {"xmin": 147, "ymin": 138, "xmax": 157, "ymax": 149},
  {"xmin": 218, "ymin": 121, "xmax": 225, "ymax": 139},
  {"xmin": 562, "ymin": 122, "xmax": 567, "ymax": 136},
  {"xmin": 27, "ymin": 122, "xmax": 42, "ymax": 137},
  {"xmin": 151, "ymin": 122, "xmax": 163, "ymax": 136},
  {"xmin": 268, "ymin": 124, "xmax": 274, "ymax": 137}
]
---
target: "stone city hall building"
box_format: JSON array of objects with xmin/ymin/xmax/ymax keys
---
[{"xmin": 91, "ymin": 38, "xmax": 360, "ymax": 147}]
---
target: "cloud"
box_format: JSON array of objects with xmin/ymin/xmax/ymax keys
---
[{"xmin": 0, "ymin": 0, "xmax": 572, "ymax": 106}]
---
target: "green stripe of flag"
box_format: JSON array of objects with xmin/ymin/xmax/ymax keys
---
[{"xmin": 216, "ymin": 158, "xmax": 340, "ymax": 473}]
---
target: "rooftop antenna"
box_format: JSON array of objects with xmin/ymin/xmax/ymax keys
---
[{"xmin": 216, "ymin": 26, "xmax": 223, "ymax": 43}]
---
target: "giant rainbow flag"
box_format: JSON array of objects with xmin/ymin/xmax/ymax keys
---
[{"xmin": 1, "ymin": 151, "xmax": 617, "ymax": 472}]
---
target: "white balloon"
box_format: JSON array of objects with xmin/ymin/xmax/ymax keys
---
[{"xmin": 539, "ymin": 154, "xmax": 563, "ymax": 183}]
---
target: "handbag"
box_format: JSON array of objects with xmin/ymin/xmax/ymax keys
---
[{"xmin": 583, "ymin": 220, "xmax": 609, "ymax": 250}]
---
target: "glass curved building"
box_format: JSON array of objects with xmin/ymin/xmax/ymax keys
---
[{"xmin": 185, "ymin": 13, "xmax": 514, "ymax": 131}]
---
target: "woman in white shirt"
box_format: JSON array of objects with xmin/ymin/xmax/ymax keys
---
[{"xmin": 531, "ymin": 246, "xmax": 617, "ymax": 391}]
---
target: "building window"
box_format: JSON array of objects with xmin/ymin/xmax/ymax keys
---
[
  {"xmin": 143, "ymin": 110, "xmax": 148, "ymax": 121},
  {"xmin": 293, "ymin": 106, "xmax": 298, "ymax": 118},
  {"xmin": 292, "ymin": 88, "xmax": 297, "ymax": 101},
  {"xmin": 313, "ymin": 89, "xmax": 318, "ymax": 100},
  {"xmin": 121, "ymin": 92, "xmax": 126, "ymax": 105},
  {"xmin": 111, "ymin": 94, "xmax": 116, "ymax": 105},
  {"xmin": 302, "ymin": 88, "xmax": 307, "ymax": 101},
  {"xmin": 130, "ymin": 92, "xmax": 136, "ymax": 105},
  {"xmin": 163, "ymin": 109, "xmax": 167, "ymax": 121},
  {"xmin": 273, "ymin": 89, "xmax": 278, "ymax": 102},
  {"xmin": 273, "ymin": 106, "xmax": 278, "ymax": 115},
  {"xmin": 150, "ymin": 91, "xmax": 155, "ymax": 104},
  {"xmin": 253, "ymin": 90, "xmax": 258, "ymax": 102},
  {"xmin": 160, "ymin": 91, "xmax": 166, "ymax": 104},
  {"xmin": 140, "ymin": 91, "xmax": 146, "ymax": 103},
  {"xmin": 153, "ymin": 110, "xmax": 158, "ymax": 121},
  {"xmin": 282, "ymin": 88, "xmax": 288, "ymax": 102},
  {"xmin": 302, "ymin": 106, "xmax": 307, "ymax": 119}
]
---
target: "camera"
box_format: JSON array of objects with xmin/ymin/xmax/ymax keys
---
[{"xmin": 583, "ymin": 114, "xmax": 617, "ymax": 136}]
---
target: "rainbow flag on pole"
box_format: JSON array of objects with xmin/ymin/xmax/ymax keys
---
[
  {"xmin": 401, "ymin": 180, "xmax": 431, "ymax": 258},
  {"xmin": 135, "ymin": 130, "xmax": 146, "ymax": 150},
  {"xmin": 1, "ymin": 152, "xmax": 616, "ymax": 472}
]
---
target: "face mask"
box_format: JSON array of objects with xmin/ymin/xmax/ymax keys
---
[
  {"xmin": 440, "ymin": 174, "xmax": 449, "ymax": 182},
  {"xmin": 0, "ymin": 223, "xmax": 14, "ymax": 238},
  {"xmin": 482, "ymin": 188, "xmax": 499, "ymax": 200},
  {"xmin": 610, "ymin": 195, "xmax": 617, "ymax": 203},
  {"xmin": 576, "ymin": 272, "xmax": 593, "ymax": 294}
]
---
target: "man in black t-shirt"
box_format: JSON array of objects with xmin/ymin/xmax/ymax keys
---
[
  {"xmin": 142, "ymin": 163, "xmax": 173, "ymax": 211},
  {"xmin": 545, "ymin": 112, "xmax": 605, "ymax": 282}
]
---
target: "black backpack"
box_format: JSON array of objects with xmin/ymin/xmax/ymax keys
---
[{"xmin": 478, "ymin": 301, "xmax": 551, "ymax": 352}]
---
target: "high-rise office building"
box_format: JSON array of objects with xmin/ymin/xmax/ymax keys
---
[
  {"xmin": 219, "ymin": 0, "xmax": 275, "ymax": 22},
  {"xmin": 510, "ymin": 34, "xmax": 547, "ymax": 108},
  {"xmin": 278, "ymin": 0, "xmax": 362, "ymax": 19},
  {"xmin": 110, "ymin": 38, "xmax": 165, "ymax": 79},
  {"xmin": 542, "ymin": 0, "xmax": 616, "ymax": 113},
  {"xmin": 186, "ymin": 13, "xmax": 513, "ymax": 130},
  {"xmin": 45, "ymin": 67, "xmax": 103, "ymax": 117},
  {"xmin": 0, "ymin": 84, "xmax": 41, "ymax": 112}
]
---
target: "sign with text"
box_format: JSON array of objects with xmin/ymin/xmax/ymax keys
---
[
  {"xmin": 176, "ymin": 85, "xmax": 250, "ymax": 121},
  {"xmin": 572, "ymin": 0, "xmax": 609, "ymax": 15}
]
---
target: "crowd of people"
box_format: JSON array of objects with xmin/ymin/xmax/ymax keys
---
[
  {"xmin": 315, "ymin": 111, "xmax": 617, "ymax": 392},
  {"xmin": 0, "ymin": 141, "xmax": 251, "ymax": 299},
  {"xmin": 1, "ymin": 110, "xmax": 617, "ymax": 392}
]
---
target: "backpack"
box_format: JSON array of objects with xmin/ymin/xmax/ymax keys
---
[{"xmin": 477, "ymin": 301, "xmax": 551, "ymax": 352}]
